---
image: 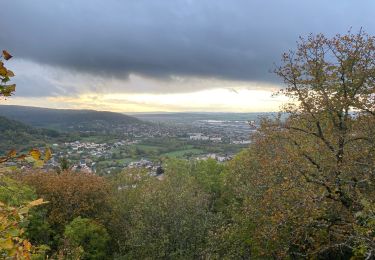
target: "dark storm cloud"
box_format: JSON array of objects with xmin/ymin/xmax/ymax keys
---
[{"xmin": 1, "ymin": 0, "xmax": 375, "ymax": 84}]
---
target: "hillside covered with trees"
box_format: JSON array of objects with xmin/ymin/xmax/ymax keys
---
[
  {"xmin": 0, "ymin": 105, "xmax": 143, "ymax": 132},
  {"xmin": 0, "ymin": 116, "xmax": 63, "ymax": 154},
  {"xmin": 1, "ymin": 31, "xmax": 375, "ymax": 259}
]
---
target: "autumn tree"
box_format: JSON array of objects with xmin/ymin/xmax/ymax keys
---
[
  {"xmin": 20, "ymin": 171, "xmax": 113, "ymax": 238},
  {"xmin": 222, "ymin": 30, "xmax": 375, "ymax": 258}
]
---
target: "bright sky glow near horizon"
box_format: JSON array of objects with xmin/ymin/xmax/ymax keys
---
[
  {"xmin": 1, "ymin": 0, "xmax": 375, "ymax": 112},
  {"xmin": 4, "ymin": 88, "xmax": 287, "ymax": 113}
]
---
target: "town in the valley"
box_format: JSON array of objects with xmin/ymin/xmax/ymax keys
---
[{"xmin": 42, "ymin": 117, "xmax": 257, "ymax": 175}]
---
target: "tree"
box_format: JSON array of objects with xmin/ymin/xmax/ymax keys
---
[
  {"xmin": 224, "ymin": 30, "xmax": 375, "ymax": 258},
  {"xmin": 20, "ymin": 171, "xmax": 113, "ymax": 235},
  {"xmin": 58, "ymin": 156, "xmax": 70, "ymax": 172},
  {"xmin": 110, "ymin": 162, "xmax": 218, "ymax": 259},
  {"xmin": 62, "ymin": 217, "xmax": 110, "ymax": 260},
  {"xmin": 273, "ymin": 30, "xmax": 375, "ymax": 257}
]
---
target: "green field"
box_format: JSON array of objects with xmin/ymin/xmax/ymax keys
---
[
  {"xmin": 161, "ymin": 148, "xmax": 204, "ymax": 158},
  {"xmin": 135, "ymin": 144, "xmax": 162, "ymax": 152}
]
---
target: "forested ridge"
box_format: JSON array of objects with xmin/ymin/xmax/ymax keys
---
[
  {"xmin": 0, "ymin": 105, "xmax": 141, "ymax": 130},
  {"xmin": 1, "ymin": 31, "xmax": 375, "ymax": 259},
  {"xmin": 0, "ymin": 116, "xmax": 61, "ymax": 154}
]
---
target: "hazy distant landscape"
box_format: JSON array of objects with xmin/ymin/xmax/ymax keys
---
[
  {"xmin": 0, "ymin": 105, "xmax": 258, "ymax": 175},
  {"xmin": 132, "ymin": 112, "xmax": 271, "ymax": 123}
]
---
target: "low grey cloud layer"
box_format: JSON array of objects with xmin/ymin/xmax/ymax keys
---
[{"xmin": 2, "ymin": 0, "xmax": 374, "ymax": 85}]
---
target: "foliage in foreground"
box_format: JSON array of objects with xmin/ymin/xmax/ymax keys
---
[
  {"xmin": 0, "ymin": 176, "xmax": 48, "ymax": 259},
  {"xmin": 62, "ymin": 217, "xmax": 110, "ymax": 260}
]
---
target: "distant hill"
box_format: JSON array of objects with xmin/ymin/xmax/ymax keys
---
[
  {"xmin": 0, "ymin": 116, "xmax": 62, "ymax": 154},
  {"xmin": 132, "ymin": 112, "xmax": 275, "ymax": 124},
  {"xmin": 0, "ymin": 105, "xmax": 143, "ymax": 132}
]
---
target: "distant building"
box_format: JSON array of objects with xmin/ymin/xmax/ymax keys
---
[
  {"xmin": 232, "ymin": 140, "xmax": 251, "ymax": 145},
  {"xmin": 196, "ymin": 153, "xmax": 232, "ymax": 162},
  {"xmin": 209, "ymin": 137, "xmax": 222, "ymax": 142},
  {"xmin": 128, "ymin": 159, "xmax": 153, "ymax": 168},
  {"xmin": 189, "ymin": 133, "xmax": 209, "ymax": 141}
]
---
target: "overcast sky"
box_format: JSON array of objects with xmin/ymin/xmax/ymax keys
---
[{"xmin": 1, "ymin": 0, "xmax": 375, "ymax": 112}]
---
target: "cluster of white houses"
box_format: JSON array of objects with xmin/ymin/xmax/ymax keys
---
[
  {"xmin": 196, "ymin": 153, "xmax": 232, "ymax": 162},
  {"xmin": 189, "ymin": 133, "xmax": 222, "ymax": 142},
  {"xmin": 189, "ymin": 133, "xmax": 251, "ymax": 145}
]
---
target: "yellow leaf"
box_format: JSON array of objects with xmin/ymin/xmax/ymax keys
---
[
  {"xmin": 2, "ymin": 50, "xmax": 13, "ymax": 60},
  {"xmin": 44, "ymin": 147, "xmax": 52, "ymax": 162},
  {"xmin": 29, "ymin": 149, "xmax": 41, "ymax": 160},
  {"xmin": 34, "ymin": 159, "xmax": 44, "ymax": 168},
  {"xmin": 19, "ymin": 207, "xmax": 30, "ymax": 215},
  {"xmin": 28, "ymin": 198, "xmax": 47, "ymax": 207},
  {"xmin": 0, "ymin": 62, "xmax": 6, "ymax": 76},
  {"xmin": 0, "ymin": 238, "xmax": 14, "ymax": 250}
]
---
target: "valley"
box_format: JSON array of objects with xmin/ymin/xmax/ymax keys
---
[{"xmin": 0, "ymin": 105, "xmax": 259, "ymax": 175}]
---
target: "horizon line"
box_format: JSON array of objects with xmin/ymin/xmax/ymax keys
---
[{"xmin": 0, "ymin": 104, "xmax": 278, "ymax": 114}]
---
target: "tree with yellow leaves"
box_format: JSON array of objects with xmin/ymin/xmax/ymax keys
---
[{"xmin": 222, "ymin": 30, "xmax": 375, "ymax": 259}]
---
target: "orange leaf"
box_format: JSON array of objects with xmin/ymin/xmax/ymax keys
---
[
  {"xmin": 2, "ymin": 50, "xmax": 13, "ymax": 60},
  {"xmin": 7, "ymin": 149, "xmax": 17, "ymax": 158},
  {"xmin": 6, "ymin": 70, "xmax": 15, "ymax": 77},
  {"xmin": 23, "ymin": 240, "xmax": 32, "ymax": 251},
  {"xmin": 17, "ymin": 154, "xmax": 27, "ymax": 160},
  {"xmin": 28, "ymin": 198, "xmax": 47, "ymax": 207}
]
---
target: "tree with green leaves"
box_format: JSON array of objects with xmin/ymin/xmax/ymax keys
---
[
  {"xmin": 62, "ymin": 217, "xmax": 110, "ymax": 260},
  {"xmin": 110, "ymin": 160, "xmax": 221, "ymax": 259}
]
